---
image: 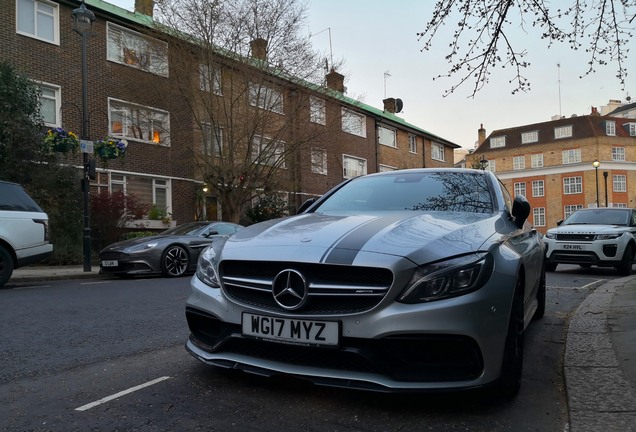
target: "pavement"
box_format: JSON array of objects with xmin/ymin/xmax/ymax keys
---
[{"xmin": 7, "ymin": 266, "xmax": 636, "ymax": 431}]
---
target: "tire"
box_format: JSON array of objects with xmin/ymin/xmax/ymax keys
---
[
  {"xmin": 617, "ymin": 244, "xmax": 634, "ymax": 276},
  {"xmin": 533, "ymin": 265, "xmax": 546, "ymax": 321},
  {"xmin": 0, "ymin": 245, "xmax": 14, "ymax": 288},
  {"xmin": 161, "ymin": 245, "xmax": 190, "ymax": 277},
  {"xmin": 545, "ymin": 262, "xmax": 557, "ymax": 272},
  {"xmin": 498, "ymin": 276, "xmax": 525, "ymax": 396}
]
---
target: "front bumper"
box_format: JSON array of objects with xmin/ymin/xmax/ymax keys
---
[{"xmin": 544, "ymin": 239, "xmax": 624, "ymax": 267}]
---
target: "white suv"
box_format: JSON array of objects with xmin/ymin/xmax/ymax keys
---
[
  {"xmin": 544, "ymin": 207, "xmax": 636, "ymax": 275},
  {"xmin": 0, "ymin": 181, "xmax": 54, "ymax": 287}
]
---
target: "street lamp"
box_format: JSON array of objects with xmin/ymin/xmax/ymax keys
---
[
  {"xmin": 479, "ymin": 155, "xmax": 489, "ymax": 170},
  {"xmin": 592, "ymin": 159, "xmax": 600, "ymax": 208},
  {"xmin": 603, "ymin": 171, "xmax": 608, "ymax": 207},
  {"xmin": 73, "ymin": 1, "xmax": 95, "ymax": 272}
]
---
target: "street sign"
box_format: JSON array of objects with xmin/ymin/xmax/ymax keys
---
[{"xmin": 80, "ymin": 140, "xmax": 94, "ymax": 154}]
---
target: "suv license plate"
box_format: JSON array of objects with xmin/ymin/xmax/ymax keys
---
[
  {"xmin": 101, "ymin": 260, "xmax": 118, "ymax": 267},
  {"xmin": 242, "ymin": 313, "xmax": 339, "ymax": 347},
  {"xmin": 562, "ymin": 244, "xmax": 585, "ymax": 250}
]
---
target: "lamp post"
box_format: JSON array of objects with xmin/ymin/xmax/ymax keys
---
[
  {"xmin": 593, "ymin": 159, "xmax": 600, "ymax": 208},
  {"xmin": 479, "ymin": 155, "xmax": 489, "ymax": 171},
  {"xmin": 603, "ymin": 171, "xmax": 609, "ymax": 207},
  {"xmin": 73, "ymin": 1, "xmax": 95, "ymax": 272}
]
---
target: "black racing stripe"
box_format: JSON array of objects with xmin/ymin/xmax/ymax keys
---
[{"xmin": 322, "ymin": 214, "xmax": 407, "ymax": 264}]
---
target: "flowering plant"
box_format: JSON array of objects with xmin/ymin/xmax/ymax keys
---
[
  {"xmin": 94, "ymin": 136, "xmax": 128, "ymax": 160},
  {"xmin": 43, "ymin": 127, "xmax": 80, "ymax": 154}
]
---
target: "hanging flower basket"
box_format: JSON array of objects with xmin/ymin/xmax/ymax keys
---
[
  {"xmin": 94, "ymin": 136, "xmax": 128, "ymax": 160},
  {"xmin": 43, "ymin": 127, "xmax": 80, "ymax": 154}
]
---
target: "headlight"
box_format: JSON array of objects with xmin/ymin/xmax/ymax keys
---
[
  {"xmin": 123, "ymin": 242, "xmax": 158, "ymax": 252},
  {"xmin": 596, "ymin": 233, "xmax": 621, "ymax": 240},
  {"xmin": 544, "ymin": 232, "xmax": 555, "ymax": 239},
  {"xmin": 196, "ymin": 245, "xmax": 221, "ymax": 288},
  {"xmin": 398, "ymin": 253, "xmax": 493, "ymax": 304}
]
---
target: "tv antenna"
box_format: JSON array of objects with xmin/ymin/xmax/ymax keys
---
[
  {"xmin": 384, "ymin": 71, "xmax": 391, "ymax": 99},
  {"xmin": 310, "ymin": 27, "xmax": 333, "ymax": 71},
  {"xmin": 557, "ymin": 63, "xmax": 562, "ymax": 117}
]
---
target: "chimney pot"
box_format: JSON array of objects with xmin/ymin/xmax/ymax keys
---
[
  {"xmin": 383, "ymin": 98, "xmax": 396, "ymax": 113},
  {"xmin": 134, "ymin": 0, "xmax": 154, "ymax": 16},
  {"xmin": 326, "ymin": 69, "xmax": 345, "ymax": 93},
  {"xmin": 250, "ymin": 38, "xmax": 268, "ymax": 61}
]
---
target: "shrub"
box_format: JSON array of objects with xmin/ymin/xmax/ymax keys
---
[
  {"xmin": 246, "ymin": 194, "xmax": 290, "ymax": 224},
  {"xmin": 90, "ymin": 190, "xmax": 149, "ymax": 252}
]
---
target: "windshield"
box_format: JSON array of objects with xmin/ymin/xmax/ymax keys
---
[
  {"xmin": 564, "ymin": 209, "xmax": 631, "ymax": 226},
  {"xmin": 162, "ymin": 222, "xmax": 210, "ymax": 236},
  {"xmin": 315, "ymin": 171, "xmax": 494, "ymax": 213}
]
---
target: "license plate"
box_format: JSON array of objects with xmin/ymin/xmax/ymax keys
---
[
  {"xmin": 242, "ymin": 313, "xmax": 339, "ymax": 347},
  {"xmin": 101, "ymin": 260, "xmax": 118, "ymax": 267},
  {"xmin": 562, "ymin": 244, "xmax": 584, "ymax": 250}
]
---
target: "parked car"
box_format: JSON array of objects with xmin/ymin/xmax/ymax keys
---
[
  {"xmin": 544, "ymin": 207, "xmax": 636, "ymax": 275},
  {"xmin": 0, "ymin": 181, "xmax": 53, "ymax": 287},
  {"xmin": 185, "ymin": 168, "xmax": 546, "ymax": 395},
  {"xmin": 99, "ymin": 221, "xmax": 243, "ymax": 278}
]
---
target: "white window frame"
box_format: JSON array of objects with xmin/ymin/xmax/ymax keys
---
[
  {"xmin": 343, "ymin": 154, "xmax": 367, "ymax": 178},
  {"xmin": 199, "ymin": 64, "xmax": 222, "ymax": 95},
  {"xmin": 309, "ymin": 96, "xmax": 326, "ymax": 125},
  {"xmin": 606, "ymin": 121, "xmax": 616, "ymax": 136},
  {"xmin": 408, "ymin": 135, "xmax": 417, "ymax": 153},
  {"xmin": 514, "ymin": 182, "xmax": 526, "ymax": 197},
  {"xmin": 564, "ymin": 205, "xmax": 583, "ymax": 219},
  {"xmin": 431, "ymin": 143, "xmax": 445, "ymax": 161},
  {"xmin": 489, "ymin": 136, "xmax": 506, "ymax": 148},
  {"xmin": 531, "ymin": 153, "xmax": 544, "ymax": 168},
  {"xmin": 533, "ymin": 207, "xmax": 546, "ymax": 227},
  {"xmin": 562, "ymin": 149, "xmax": 581, "ymax": 164},
  {"xmin": 202, "ymin": 123, "xmax": 222, "ymax": 157},
  {"xmin": 108, "ymin": 98, "xmax": 170, "ymax": 146},
  {"xmin": 341, "ymin": 108, "xmax": 366, "ymax": 138},
  {"xmin": 629, "ymin": 123, "xmax": 636, "ymax": 137},
  {"xmin": 109, "ymin": 173, "xmax": 172, "ymax": 215},
  {"xmin": 310, "ymin": 147, "xmax": 327, "ymax": 175},
  {"xmin": 612, "ymin": 147, "xmax": 625, "ymax": 161},
  {"xmin": 563, "ymin": 176, "xmax": 582, "ymax": 194},
  {"xmin": 107, "ymin": 22, "xmax": 169, "ymax": 77},
  {"xmin": 36, "ymin": 81, "xmax": 61, "ymax": 127},
  {"xmin": 379, "ymin": 164, "xmax": 397, "ymax": 172},
  {"xmin": 521, "ymin": 131, "xmax": 538, "ymax": 144},
  {"xmin": 532, "ymin": 180, "xmax": 544, "ymax": 197},
  {"xmin": 378, "ymin": 125, "xmax": 397, "ymax": 148},
  {"xmin": 251, "ymin": 135, "xmax": 286, "ymax": 168},
  {"xmin": 16, "ymin": 0, "xmax": 59, "ymax": 45},
  {"xmin": 249, "ymin": 82, "xmax": 284, "ymax": 114},
  {"xmin": 554, "ymin": 125, "xmax": 573, "ymax": 139},
  {"xmin": 513, "ymin": 156, "xmax": 525, "ymax": 170},
  {"xmin": 485, "ymin": 159, "xmax": 496, "ymax": 173},
  {"xmin": 613, "ymin": 174, "xmax": 627, "ymax": 192}
]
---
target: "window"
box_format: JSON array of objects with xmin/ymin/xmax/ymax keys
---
[
  {"xmin": 554, "ymin": 125, "xmax": 573, "ymax": 139},
  {"xmin": 249, "ymin": 83, "xmax": 283, "ymax": 114},
  {"xmin": 612, "ymin": 147, "xmax": 625, "ymax": 161},
  {"xmin": 408, "ymin": 135, "xmax": 417, "ymax": 153},
  {"xmin": 343, "ymin": 155, "xmax": 367, "ymax": 178},
  {"xmin": 514, "ymin": 182, "xmax": 526, "ymax": 197},
  {"xmin": 489, "ymin": 136, "xmax": 506, "ymax": 148},
  {"xmin": 37, "ymin": 82, "xmax": 60, "ymax": 127},
  {"xmin": 107, "ymin": 23, "xmax": 168, "ymax": 77},
  {"xmin": 533, "ymin": 207, "xmax": 546, "ymax": 227},
  {"xmin": 563, "ymin": 176, "xmax": 582, "ymax": 194},
  {"xmin": 431, "ymin": 143, "xmax": 445, "ymax": 161},
  {"xmin": 251, "ymin": 136, "xmax": 285, "ymax": 168},
  {"xmin": 310, "ymin": 147, "xmax": 327, "ymax": 175},
  {"xmin": 485, "ymin": 159, "xmax": 496, "ymax": 172},
  {"xmin": 110, "ymin": 173, "xmax": 172, "ymax": 214},
  {"xmin": 16, "ymin": 0, "xmax": 58, "ymax": 44},
  {"xmin": 202, "ymin": 124, "xmax": 222, "ymax": 156},
  {"xmin": 606, "ymin": 121, "xmax": 616, "ymax": 136},
  {"xmin": 612, "ymin": 203, "xmax": 628, "ymax": 208},
  {"xmin": 309, "ymin": 96, "xmax": 326, "ymax": 125},
  {"xmin": 379, "ymin": 165, "xmax": 397, "ymax": 172},
  {"xmin": 521, "ymin": 131, "xmax": 538, "ymax": 144},
  {"xmin": 378, "ymin": 126, "xmax": 396, "ymax": 148},
  {"xmin": 564, "ymin": 205, "xmax": 583, "ymax": 219},
  {"xmin": 613, "ymin": 175, "xmax": 627, "ymax": 192},
  {"xmin": 108, "ymin": 98, "xmax": 170, "ymax": 145},
  {"xmin": 341, "ymin": 108, "xmax": 366, "ymax": 137},
  {"xmin": 199, "ymin": 64, "xmax": 222, "ymax": 95},
  {"xmin": 562, "ymin": 149, "xmax": 581, "ymax": 164},
  {"xmin": 629, "ymin": 123, "xmax": 636, "ymax": 137},
  {"xmin": 513, "ymin": 156, "xmax": 525, "ymax": 170},
  {"xmin": 531, "ymin": 153, "xmax": 544, "ymax": 168},
  {"xmin": 532, "ymin": 180, "xmax": 544, "ymax": 197}
]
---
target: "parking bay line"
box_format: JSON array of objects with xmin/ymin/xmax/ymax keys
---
[{"xmin": 75, "ymin": 376, "xmax": 171, "ymax": 411}]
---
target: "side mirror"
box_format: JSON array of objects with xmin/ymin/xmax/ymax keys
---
[
  {"xmin": 511, "ymin": 195, "xmax": 530, "ymax": 229},
  {"xmin": 556, "ymin": 219, "xmax": 564, "ymax": 226},
  {"xmin": 297, "ymin": 198, "xmax": 316, "ymax": 214},
  {"xmin": 204, "ymin": 230, "xmax": 219, "ymax": 237}
]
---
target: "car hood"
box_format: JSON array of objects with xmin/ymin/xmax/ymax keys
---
[
  {"xmin": 101, "ymin": 234, "xmax": 188, "ymax": 252},
  {"xmin": 222, "ymin": 211, "xmax": 500, "ymax": 265},
  {"xmin": 548, "ymin": 224, "xmax": 632, "ymax": 234}
]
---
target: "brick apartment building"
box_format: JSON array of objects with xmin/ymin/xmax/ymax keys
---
[
  {"xmin": 467, "ymin": 106, "xmax": 636, "ymax": 233},
  {"xmin": 3, "ymin": 0, "xmax": 459, "ymax": 225}
]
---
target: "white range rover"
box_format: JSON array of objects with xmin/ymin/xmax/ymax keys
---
[{"xmin": 544, "ymin": 207, "xmax": 636, "ymax": 275}]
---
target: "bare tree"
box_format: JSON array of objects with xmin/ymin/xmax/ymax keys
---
[
  {"xmin": 151, "ymin": 0, "xmax": 337, "ymax": 223},
  {"xmin": 418, "ymin": 0, "xmax": 635, "ymax": 97}
]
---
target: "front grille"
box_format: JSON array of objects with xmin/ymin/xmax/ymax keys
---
[
  {"xmin": 219, "ymin": 260, "xmax": 394, "ymax": 315},
  {"xmin": 100, "ymin": 251, "xmax": 128, "ymax": 260},
  {"xmin": 555, "ymin": 233, "xmax": 595, "ymax": 241}
]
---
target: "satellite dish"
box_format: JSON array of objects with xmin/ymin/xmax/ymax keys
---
[{"xmin": 395, "ymin": 98, "xmax": 403, "ymax": 113}]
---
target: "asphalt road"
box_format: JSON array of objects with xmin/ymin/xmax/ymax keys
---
[{"xmin": 0, "ymin": 267, "xmax": 615, "ymax": 431}]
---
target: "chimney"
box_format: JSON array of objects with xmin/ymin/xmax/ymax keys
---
[
  {"xmin": 383, "ymin": 98, "xmax": 396, "ymax": 113},
  {"xmin": 591, "ymin": 106, "xmax": 600, "ymax": 116},
  {"xmin": 135, "ymin": 0, "xmax": 154, "ymax": 17},
  {"xmin": 250, "ymin": 38, "xmax": 268, "ymax": 61},
  {"xmin": 478, "ymin": 124, "xmax": 486, "ymax": 145},
  {"xmin": 326, "ymin": 69, "xmax": 345, "ymax": 93}
]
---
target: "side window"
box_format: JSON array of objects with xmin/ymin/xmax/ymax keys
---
[{"xmin": 498, "ymin": 180, "xmax": 513, "ymax": 213}]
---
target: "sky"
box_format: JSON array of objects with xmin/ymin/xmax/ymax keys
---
[{"xmin": 105, "ymin": 0, "xmax": 635, "ymax": 150}]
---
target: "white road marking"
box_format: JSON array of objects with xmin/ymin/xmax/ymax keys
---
[
  {"xmin": 74, "ymin": 376, "xmax": 171, "ymax": 411},
  {"xmin": 79, "ymin": 281, "xmax": 112, "ymax": 285}
]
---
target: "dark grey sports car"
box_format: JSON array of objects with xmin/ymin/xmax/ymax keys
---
[
  {"xmin": 99, "ymin": 221, "xmax": 243, "ymax": 278},
  {"xmin": 185, "ymin": 168, "xmax": 546, "ymax": 395}
]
